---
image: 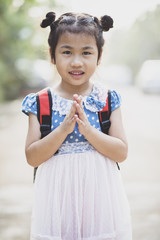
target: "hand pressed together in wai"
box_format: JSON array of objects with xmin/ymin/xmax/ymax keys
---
[{"xmin": 61, "ymin": 94, "xmax": 92, "ymax": 137}]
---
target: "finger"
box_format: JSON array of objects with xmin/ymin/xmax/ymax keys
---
[
  {"xmin": 73, "ymin": 94, "xmax": 80, "ymax": 104},
  {"xmin": 76, "ymin": 103, "xmax": 86, "ymax": 120},
  {"xmin": 77, "ymin": 95, "xmax": 83, "ymax": 108},
  {"xmin": 73, "ymin": 94, "xmax": 83, "ymax": 106},
  {"xmin": 67, "ymin": 101, "xmax": 77, "ymax": 117},
  {"xmin": 76, "ymin": 116, "xmax": 84, "ymax": 126},
  {"xmin": 71, "ymin": 115, "xmax": 77, "ymax": 123},
  {"xmin": 73, "ymin": 114, "xmax": 78, "ymax": 119},
  {"xmin": 75, "ymin": 95, "xmax": 82, "ymax": 105},
  {"xmin": 73, "ymin": 94, "xmax": 78, "ymax": 100}
]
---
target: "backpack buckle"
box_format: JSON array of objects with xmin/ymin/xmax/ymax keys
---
[
  {"xmin": 101, "ymin": 120, "xmax": 111, "ymax": 134},
  {"xmin": 40, "ymin": 124, "xmax": 51, "ymax": 138}
]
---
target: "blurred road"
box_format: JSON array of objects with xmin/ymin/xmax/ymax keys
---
[{"xmin": 0, "ymin": 86, "xmax": 160, "ymax": 240}]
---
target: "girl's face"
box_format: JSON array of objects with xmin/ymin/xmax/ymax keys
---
[{"xmin": 52, "ymin": 32, "xmax": 101, "ymax": 88}]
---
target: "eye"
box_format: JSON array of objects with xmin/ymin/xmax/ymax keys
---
[
  {"xmin": 83, "ymin": 51, "xmax": 91, "ymax": 56},
  {"xmin": 63, "ymin": 51, "xmax": 71, "ymax": 55}
]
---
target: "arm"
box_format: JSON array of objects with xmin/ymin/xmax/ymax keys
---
[
  {"xmin": 74, "ymin": 96, "xmax": 128, "ymax": 162},
  {"xmin": 25, "ymin": 102, "xmax": 77, "ymax": 167}
]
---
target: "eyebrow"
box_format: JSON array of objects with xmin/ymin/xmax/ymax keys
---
[
  {"xmin": 60, "ymin": 45, "xmax": 73, "ymax": 49},
  {"xmin": 60, "ymin": 45, "xmax": 94, "ymax": 50},
  {"xmin": 83, "ymin": 46, "xmax": 94, "ymax": 50}
]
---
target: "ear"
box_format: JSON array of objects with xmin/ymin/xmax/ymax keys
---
[
  {"xmin": 49, "ymin": 48, "xmax": 56, "ymax": 64},
  {"xmin": 97, "ymin": 49, "xmax": 103, "ymax": 65}
]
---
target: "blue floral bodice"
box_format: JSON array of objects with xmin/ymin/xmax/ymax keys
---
[{"xmin": 22, "ymin": 84, "xmax": 121, "ymax": 155}]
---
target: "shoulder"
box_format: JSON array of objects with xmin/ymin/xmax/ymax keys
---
[
  {"xmin": 85, "ymin": 83, "xmax": 121, "ymax": 112},
  {"xmin": 22, "ymin": 92, "xmax": 37, "ymax": 116},
  {"xmin": 110, "ymin": 90, "xmax": 121, "ymax": 112},
  {"xmin": 22, "ymin": 87, "xmax": 54, "ymax": 116}
]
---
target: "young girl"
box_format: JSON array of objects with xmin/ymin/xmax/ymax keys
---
[{"xmin": 22, "ymin": 12, "xmax": 132, "ymax": 240}]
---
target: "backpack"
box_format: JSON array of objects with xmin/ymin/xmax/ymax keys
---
[{"xmin": 34, "ymin": 88, "xmax": 119, "ymax": 181}]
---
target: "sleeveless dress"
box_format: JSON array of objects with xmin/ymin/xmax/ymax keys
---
[{"xmin": 22, "ymin": 84, "xmax": 132, "ymax": 240}]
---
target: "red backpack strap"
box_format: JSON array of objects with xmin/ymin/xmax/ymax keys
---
[
  {"xmin": 36, "ymin": 88, "xmax": 52, "ymax": 138},
  {"xmin": 98, "ymin": 90, "xmax": 120, "ymax": 170},
  {"xmin": 34, "ymin": 88, "xmax": 52, "ymax": 182},
  {"xmin": 98, "ymin": 90, "xmax": 111, "ymax": 134}
]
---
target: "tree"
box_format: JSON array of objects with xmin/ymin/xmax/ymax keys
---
[{"xmin": 0, "ymin": 0, "xmax": 56, "ymax": 100}]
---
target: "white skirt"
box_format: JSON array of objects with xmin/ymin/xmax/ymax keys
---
[{"xmin": 31, "ymin": 150, "xmax": 132, "ymax": 240}]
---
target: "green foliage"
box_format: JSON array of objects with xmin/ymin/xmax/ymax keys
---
[
  {"xmin": 0, "ymin": 0, "xmax": 55, "ymax": 101},
  {"xmin": 107, "ymin": 4, "xmax": 160, "ymax": 81}
]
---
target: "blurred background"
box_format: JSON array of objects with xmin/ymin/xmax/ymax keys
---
[{"xmin": 0, "ymin": 0, "xmax": 160, "ymax": 239}]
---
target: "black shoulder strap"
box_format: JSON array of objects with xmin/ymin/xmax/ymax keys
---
[
  {"xmin": 34, "ymin": 88, "xmax": 52, "ymax": 181},
  {"xmin": 98, "ymin": 90, "xmax": 120, "ymax": 170},
  {"xmin": 98, "ymin": 90, "xmax": 111, "ymax": 135},
  {"xmin": 108, "ymin": 89, "xmax": 111, "ymax": 117}
]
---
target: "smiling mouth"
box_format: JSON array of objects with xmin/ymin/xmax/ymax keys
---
[{"xmin": 69, "ymin": 71, "xmax": 84, "ymax": 76}]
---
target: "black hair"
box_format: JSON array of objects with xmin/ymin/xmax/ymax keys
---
[{"xmin": 40, "ymin": 12, "xmax": 113, "ymax": 61}]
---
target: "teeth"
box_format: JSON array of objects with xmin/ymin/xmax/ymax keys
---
[{"xmin": 70, "ymin": 72, "xmax": 83, "ymax": 75}]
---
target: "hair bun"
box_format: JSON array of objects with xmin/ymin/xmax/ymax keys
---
[
  {"xmin": 100, "ymin": 15, "xmax": 113, "ymax": 31},
  {"xmin": 40, "ymin": 12, "xmax": 56, "ymax": 28}
]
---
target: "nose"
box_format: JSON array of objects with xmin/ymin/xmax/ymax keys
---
[{"xmin": 71, "ymin": 55, "xmax": 83, "ymax": 68}]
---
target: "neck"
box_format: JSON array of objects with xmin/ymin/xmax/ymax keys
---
[{"xmin": 55, "ymin": 81, "xmax": 94, "ymax": 99}]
